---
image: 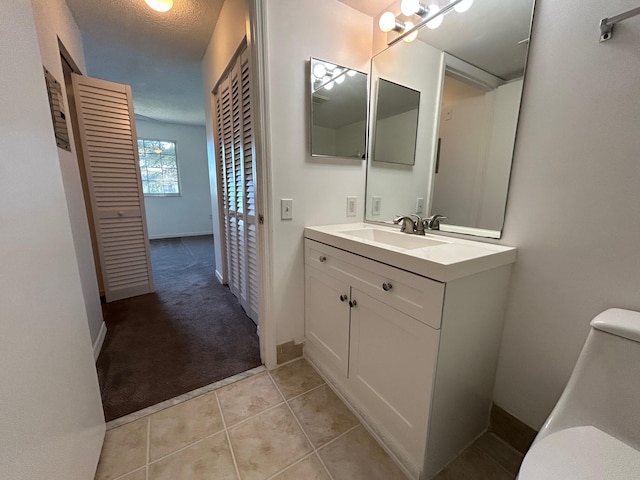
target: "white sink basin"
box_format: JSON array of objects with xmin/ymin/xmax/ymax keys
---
[{"xmin": 339, "ymin": 228, "xmax": 446, "ymax": 250}]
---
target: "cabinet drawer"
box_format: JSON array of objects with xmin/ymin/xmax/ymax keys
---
[{"xmin": 305, "ymin": 239, "xmax": 444, "ymax": 329}]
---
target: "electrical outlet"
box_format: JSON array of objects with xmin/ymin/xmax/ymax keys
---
[
  {"xmin": 416, "ymin": 197, "xmax": 425, "ymax": 215},
  {"xmin": 445, "ymin": 107, "xmax": 453, "ymax": 121},
  {"xmin": 281, "ymin": 199, "xmax": 293, "ymax": 220},
  {"xmin": 372, "ymin": 196, "xmax": 382, "ymax": 216},
  {"xmin": 346, "ymin": 196, "xmax": 357, "ymax": 217}
]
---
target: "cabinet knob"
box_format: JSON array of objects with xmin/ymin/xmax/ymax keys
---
[
  {"xmin": 339, "ymin": 294, "xmax": 348, "ymax": 302},
  {"xmin": 382, "ymin": 282, "xmax": 393, "ymax": 291},
  {"xmin": 319, "ymin": 256, "xmax": 327, "ymax": 263},
  {"xmin": 349, "ymin": 299, "xmax": 357, "ymax": 308},
  {"xmin": 117, "ymin": 210, "xmax": 124, "ymax": 217}
]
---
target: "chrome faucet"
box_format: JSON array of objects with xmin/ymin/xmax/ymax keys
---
[
  {"xmin": 425, "ymin": 214, "xmax": 447, "ymax": 230},
  {"xmin": 393, "ymin": 215, "xmax": 416, "ymax": 233}
]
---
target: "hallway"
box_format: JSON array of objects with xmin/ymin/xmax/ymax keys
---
[{"xmin": 97, "ymin": 235, "xmax": 261, "ymax": 421}]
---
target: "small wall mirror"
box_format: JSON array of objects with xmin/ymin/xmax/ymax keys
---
[
  {"xmin": 365, "ymin": 0, "xmax": 536, "ymax": 238},
  {"xmin": 372, "ymin": 78, "xmax": 420, "ymax": 165},
  {"xmin": 310, "ymin": 57, "xmax": 368, "ymax": 159}
]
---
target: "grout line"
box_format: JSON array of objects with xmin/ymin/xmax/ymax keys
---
[
  {"xmin": 267, "ymin": 370, "xmax": 338, "ymax": 480},
  {"xmin": 285, "ymin": 382, "xmax": 326, "ymax": 402},
  {"xmin": 112, "ymin": 466, "xmax": 146, "ymax": 480},
  {"xmin": 147, "ymin": 427, "xmax": 227, "ymax": 466},
  {"xmin": 146, "ymin": 417, "xmax": 150, "ymax": 480},
  {"xmin": 472, "ymin": 445, "xmax": 518, "ymax": 478},
  {"xmin": 263, "ymin": 451, "xmax": 317, "ymax": 480},
  {"xmin": 216, "ymin": 391, "xmax": 242, "ymax": 480},
  {"xmin": 225, "ymin": 401, "xmax": 286, "ymax": 430}
]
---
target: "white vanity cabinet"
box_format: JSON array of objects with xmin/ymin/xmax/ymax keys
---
[{"xmin": 303, "ymin": 228, "xmax": 515, "ymax": 480}]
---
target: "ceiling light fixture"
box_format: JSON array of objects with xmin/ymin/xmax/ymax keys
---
[
  {"xmin": 453, "ymin": 0, "xmax": 474, "ymax": 13},
  {"xmin": 145, "ymin": 0, "xmax": 174, "ymax": 13}
]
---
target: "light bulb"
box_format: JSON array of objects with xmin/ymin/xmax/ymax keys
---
[
  {"xmin": 403, "ymin": 21, "xmax": 418, "ymax": 43},
  {"xmin": 427, "ymin": 6, "xmax": 443, "ymax": 29},
  {"xmin": 335, "ymin": 74, "xmax": 345, "ymax": 84},
  {"xmin": 400, "ymin": 0, "xmax": 420, "ymax": 16},
  {"xmin": 325, "ymin": 81, "xmax": 334, "ymax": 91},
  {"xmin": 347, "ymin": 70, "xmax": 357, "ymax": 77},
  {"xmin": 312, "ymin": 63, "xmax": 327, "ymax": 80},
  {"xmin": 379, "ymin": 11, "xmax": 397, "ymax": 33},
  {"xmin": 454, "ymin": 0, "xmax": 473, "ymax": 13},
  {"xmin": 145, "ymin": 0, "xmax": 173, "ymax": 12},
  {"xmin": 325, "ymin": 62, "xmax": 336, "ymax": 72}
]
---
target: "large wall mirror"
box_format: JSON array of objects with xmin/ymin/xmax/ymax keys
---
[
  {"xmin": 310, "ymin": 58, "xmax": 368, "ymax": 159},
  {"xmin": 365, "ymin": 0, "xmax": 536, "ymax": 237}
]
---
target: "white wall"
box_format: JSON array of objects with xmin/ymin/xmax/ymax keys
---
[
  {"xmin": 0, "ymin": 1, "xmax": 105, "ymax": 478},
  {"xmin": 136, "ymin": 119, "xmax": 213, "ymax": 239},
  {"xmin": 201, "ymin": 0, "xmax": 249, "ymax": 281},
  {"xmin": 30, "ymin": 0, "xmax": 104, "ymax": 345},
  {"xmin": 494, "ymin": 0, "xmax": 640, "ymax": 429},
  {"xmin": 264, "ymin": 0, "xmax": 372, "ymax": 344}
]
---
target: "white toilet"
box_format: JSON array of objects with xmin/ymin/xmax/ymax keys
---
[{"xmin": 519, "ymin": 308, "xmax": 640, "ymax": 479}]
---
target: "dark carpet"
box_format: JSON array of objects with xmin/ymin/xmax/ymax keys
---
[{"xmin": 96, "ymin": 235, "xmax": 262, "ymax": 421}]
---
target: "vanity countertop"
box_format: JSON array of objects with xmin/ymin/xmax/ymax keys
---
[{"xmin": 304, "ymin": 223, "xmax": 516, "ymax": 282}]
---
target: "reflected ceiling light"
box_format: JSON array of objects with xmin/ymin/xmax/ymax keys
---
[
  {"xmin": 454, "ymin": 0, "xmax": 474, "ymax": 13},
  {"xmin": 403, "ymin": 21, "xmax": 418, "ymax": 42},
  {"xmin": 347, "ymin": 70, "xmax": 357, "ymax": 77},
  {"xmin": 312, "ymin": 63, "xmax": 327, "ymax": 80},
  {"xmin": 401, "ymin": 0, "xmax": 429, "ymax": 17},
  {"xmin": 145, "ymin": 0, "xmax": 173, "ymax": 12},
  {"xmin": 335, "ymin": 71, "xmax": 346, "ymax": 84},
  {"xmin": 379, "ymin": 11, "xmax": 405, "ymax": 33},
  {"xmin": 426, "ymin": 5, "xmax": 444, "ymax": 29},
  {"xmin": 324, "ymin": 81, "xmax": 334, "ymax": 91}
]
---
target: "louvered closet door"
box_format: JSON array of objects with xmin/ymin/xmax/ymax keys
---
[
  {"xmin": 213, "ymin": 46, "xmax": 259, "ymax": 323},
  {"xmin": 71, "ymin": 74, "xmax": 154, "ymax": 302}
]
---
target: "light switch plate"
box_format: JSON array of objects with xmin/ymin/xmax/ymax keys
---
[
  {"xmin": 372, "ymin": 196, "xmax": 382, "ymax": 216},
  {"xmin": 281, "ymin": 199, "xmax": 293, "ymax": 220},
  {"xmin": 346, "ymin": 197, "xmax": 357, "ymax": 217},
  {"xmin": 416, "ymin": 197, "xmax": 425, "ymax": 215}
]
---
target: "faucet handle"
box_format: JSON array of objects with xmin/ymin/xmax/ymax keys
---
[
  {"xmin": 426, "ymin": 214, "xmax": 447, "ymax": 230},
  {"xmin": 410, "ymin": 214, "xmax": 425, "ymax": 235},
  {"xmin": 393, "ymin": 215, "xmax": 416, "ymax": 233}
]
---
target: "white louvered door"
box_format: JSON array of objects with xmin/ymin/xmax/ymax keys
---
[
  {"xmin": 214, "ymin": 47, "xmax": 259, "ymax": 323},
  {"xmin": 71, "ymin": 74, "xmax": 154, "ymax": 302}
]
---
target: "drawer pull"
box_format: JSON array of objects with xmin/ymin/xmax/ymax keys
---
[
  {"xmin": 319, "ymin": 256, "xmax": 327, "ymax": 263},
  {"xmin": 382, "ymin": 282, "xmax": 393, "ymax": 291},
  {"xmin": 349, "ymin": 300, "xmax": 357, "ymax": 308},
  {"xmin": 339, "ymin": 294, "xmax": 348, "ymax": 302}
]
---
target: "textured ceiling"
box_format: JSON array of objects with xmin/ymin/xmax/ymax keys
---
[{"xmin": 65, "ymin": 0, "xmax": 224, "ymax": 125}]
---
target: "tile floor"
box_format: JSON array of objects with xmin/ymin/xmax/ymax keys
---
[
  {"xmin": 95, "ymin": 359, "xmax": 408, "ymax": 480},
  {"xmin": 95, "ymin": 358, "xmax": 522, "ymax": 480}
]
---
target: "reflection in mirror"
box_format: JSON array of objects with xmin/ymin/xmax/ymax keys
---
[
  {"xmin": 373, "ymin": 79, "xmax": 420, "ymax": 165},
  {"xmin": 310, "ymin": 58, "xmax": 368, "ymax": 159},
  {"xmin": 365, "ymin": 0, "xmax": 536, "ymax": 238}
]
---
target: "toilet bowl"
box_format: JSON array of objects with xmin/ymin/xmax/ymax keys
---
[{"xmin": 518, "ymin": 308, "xmax": 640, "ymax": 479}]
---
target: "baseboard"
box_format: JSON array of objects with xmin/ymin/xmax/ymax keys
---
[
  {"xmin": 276, "ymin": 340, "xmax": 304, "ymax": 364},
  {"xmin": 489, "ymin": 404, "xmax": 538, "ymax": 455},
  {"xmin": 93, "ymin": 321, "xmax": 107, "ymax": 362},
  {"xmin": 215, "ymin": 269, "xmax": 224, "ymax": 284},
  {"xmin": 148, "ymin": 231, "xmax": 213, "ymax": 240}
]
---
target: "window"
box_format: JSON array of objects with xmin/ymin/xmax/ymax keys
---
[{"xmin": 137, "ymin": 138, "xmax": 180, "ymax": 195}]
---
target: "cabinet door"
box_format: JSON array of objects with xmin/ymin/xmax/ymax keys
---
[
  {"xmin": 349, "ymin": 288, "xmax": 439, "ymax": 464},
  {"xmin": 305, "ymin": 266, "xmax": 351, "ymax": 378}
]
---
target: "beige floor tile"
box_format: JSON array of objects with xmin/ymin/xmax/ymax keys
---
[
  {"xmin": 270, "ymin": 359, "xmax": 325, "ymax": 399},
  {"xmin": 217, "ymin": 372, "xmax": 283, "ymax": 426},
  {"xmin": 229, "ymin": 404, "xmax": 312, "ymax": 480},
  {"xmin": 272, "ymin": 454, "xmax": 331, "ymax": 480},
  {"xmin": 149, "ymin": 432, "xmax": 237, "ymax": 480},
  {"xmin": 289, "ymin": 384, "xmax": 359, "ymax": 447},
  {"xmin": 95, "ymin": 418, "xmax": 148, "ymax": 480},
  {"xmin": 433, "ymin": 445, "xmax": 514, "ymax": 480},
  {"xmin": 149, "ymin": 391, "xmax": 223, "ymax": 461},
  {"xmin": 318, "ymin": 426, "xmax": 407, "ymax": 480},
  {"xmin": 474, "ymin": 432, "xmax": 524, "ymax": 475},
  {"xmin": 119, "ymin": 469, "xmax": 146, "ymax": 480},
  {"xmin": 148, "ymin": 431, "xmax": 236, "ymax": 480}
]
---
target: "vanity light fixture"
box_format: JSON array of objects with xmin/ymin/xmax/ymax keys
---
[
  {"xmin": 453, "ymin": 0, "xmax": 473, "ymax": 13},
  {"xmin": 144, "ymin": 0, "xmax": 173, "ymax": 13},
  {"xmin": 403, "ymin": 21, "xmax": 418, "ymax": 42},
  {"xmin": 401, "ymin": 0, "xmax": 430, "ymax": 17},
  {"xmin": 426, "ymin": 5, "xmax": 444, "ymax": 29},
  {"xmin": 312, "ymin": 63, "xmax": 327, "ymax": 80},
  {"xmin": 379, "ymin": 11, "xmax": 406, "ymax": 33},
  {"xmin": 347, "ymin": 70, "xmax": 357, "ymax": 77}
]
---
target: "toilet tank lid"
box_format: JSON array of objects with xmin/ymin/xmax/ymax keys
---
[
  {"xmin": 591, "ymin": 308, "xmax": 640, "ymax": 343},
  {"xmin": 519, "ymin": 426, "xmax": 640, "ymax": 480}
]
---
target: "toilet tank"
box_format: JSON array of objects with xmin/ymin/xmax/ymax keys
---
[{"xmin": 536, "ymin": 309, "xmax": 640, "ymax": 450}]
